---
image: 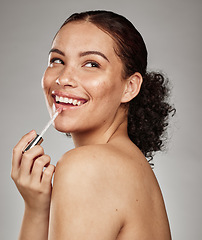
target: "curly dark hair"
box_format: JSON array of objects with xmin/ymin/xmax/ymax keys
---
[
  {"xmin": 59, "ymin": 10, "xmax": 176, "ymax": 162},
  {"xmin": 128, "ymin": 72, "xmax": 175, "ymax": 162}
]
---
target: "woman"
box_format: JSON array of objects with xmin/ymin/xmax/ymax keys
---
[{"xmin": 11, "ymin": 10, "xmax": 174, "ymax": 240}]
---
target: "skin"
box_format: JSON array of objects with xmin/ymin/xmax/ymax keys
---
[{"xmin": 11, "ymin": 21, "xmax": 171, "ymax": 240}]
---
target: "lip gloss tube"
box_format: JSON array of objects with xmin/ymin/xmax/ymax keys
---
[{"xmin": 23, "ymin": 108, "xmax": 62, "ymax": 152}]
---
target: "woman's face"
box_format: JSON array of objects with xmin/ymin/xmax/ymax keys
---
[{"xmin": 42, "ymin": 21, "xmax": 127, "ymax": 134}]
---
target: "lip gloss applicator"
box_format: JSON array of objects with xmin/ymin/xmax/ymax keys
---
[{"xmin": 23, "ymin": 108, "xmax": 62, "ymax": 152}]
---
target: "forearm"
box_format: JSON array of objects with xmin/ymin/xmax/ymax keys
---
[{"xmin": 18, "ymin": 206, "xmax": 49, "ymax": 240}]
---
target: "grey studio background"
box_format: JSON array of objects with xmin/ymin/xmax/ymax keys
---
[{"xmin": 0, "ymin": 0, "xmax": 201, "ymax": 239}]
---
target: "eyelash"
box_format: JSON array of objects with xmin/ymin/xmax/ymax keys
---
[
  {"xmin": 50, "ymin": 58, "xmax": 64, "ymax": 65},
  {"xmin": 84, "ymin": 61, "xmax": 100, "ymax": 68},
  {"xmin": 49, "ymin": 58, "xmax": 100, "ymax": 69}
]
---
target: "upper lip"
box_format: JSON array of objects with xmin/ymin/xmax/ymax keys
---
[{"xmin": 51, "ymin": 90, "xmax": 88, "ymax": 102}]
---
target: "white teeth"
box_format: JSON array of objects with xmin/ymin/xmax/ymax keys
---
[
  {"xmin": 73, "ymin": 100, "xmax": 77, "ymax": 105},
  {"xmin": 56, "ymin": 95, "xmax": 60, "ymax": 102},
  {"xmin": 55, "ymin": 95, "xmax": 83, "ymax": 106},
  {"xmin": 64, "ymin": 97, "xmax": 69, "ymax": 103}
]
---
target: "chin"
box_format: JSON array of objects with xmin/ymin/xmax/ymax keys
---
[
  {"xmin": 54, "ymin": 124, "xmax": 70, "ymax": 133},
  {"xmin": 54, "ymin": 120, "xmax": 79, "ymax": 134}
]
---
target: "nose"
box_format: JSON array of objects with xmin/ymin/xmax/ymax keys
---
[{"xmin": 56, "ymin": 67, "xmax": 78, "ymax": 88}]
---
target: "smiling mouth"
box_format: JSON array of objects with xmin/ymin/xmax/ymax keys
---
[{"xmin": 54, "ymin": 95, "xmax": 87, "ymax": 107}]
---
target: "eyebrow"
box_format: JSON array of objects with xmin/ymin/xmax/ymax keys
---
[
  {"xmin": 49, "ymin": 48, "xmax": 65, "ymax": 56},
  {"xmin": 79, "ymin": 51, "xmax": 109, "ymax": 62},
  {"xmin": 49, "ymin": 48, "xmax": 109, "ymax": 62}
]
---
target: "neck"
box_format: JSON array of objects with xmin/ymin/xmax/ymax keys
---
[{"xmin": 71, "ymin": 106, "xmax": 128, "ymax": 147}]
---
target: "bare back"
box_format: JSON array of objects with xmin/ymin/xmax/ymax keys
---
[{"xmin": 109, "ymin": 137, "xmax": 171, "ymax": 239}]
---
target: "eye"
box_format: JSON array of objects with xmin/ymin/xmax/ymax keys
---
[
  {"xmin": 49, "ymin": 58, "xmax": 64, "ymax": 66},
  {"xmin": 84, "ymin": 61, "xmax": 100, "ymax": 68}
]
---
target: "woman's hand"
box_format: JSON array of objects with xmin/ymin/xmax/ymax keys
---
[{"xmin": 11, "ymin": 130, "xmax": 55, "ymax": 214}]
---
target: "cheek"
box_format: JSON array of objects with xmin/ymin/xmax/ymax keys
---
[
  {"xmin": 88, "ymin": 79, "xmax": 124, "ymax": 112},
  {"xmin": 83, "ymin": 72, "xmax": 116, "ymax": 97},
  {"xmin": 92, "ymin": 76, "xmax": 123, "ymax": 99},
  {"xmin": 93, "ymin": 81, "xmax": 110, "ymax": 97},
  {"xmin": 42, "ymin": 69, "xmax": 55, "ymax": 92},
  {"xmin": 41, "ymin": 71, "xmax": 53, "ymax": 105},
  {"xmin": 41, "ymin": 70, "xmax": 49, "ymax": 89}
]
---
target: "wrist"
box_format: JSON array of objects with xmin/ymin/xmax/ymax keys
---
[{"xmin": 24, "ymin": 203, "xmax": 50, "ymax": 221}]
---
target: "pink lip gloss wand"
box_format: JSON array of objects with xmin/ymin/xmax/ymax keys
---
[{"xmin": 23, "ymin": 108, "xmax": 62, "ymax": 152}]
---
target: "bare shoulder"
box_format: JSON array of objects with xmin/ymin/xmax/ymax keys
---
[
  {"xmin": 53, "ymin": 143, "xmax": 159, "ymax": 216},
  {"xmin": 54, "ymin": 142, "xmax": 157, "ymax": 199},
  {"xmin": 54, "ymin": 144, "xmax": 122, "ymax": 181},
  {"xmin": 50, "ymin": 144, "xmax": 171, "ymax": 239},
  {"xmin": 50, "ymin": 144, "xmax": 129, "ymax": 239},
  {"xmin": 57, "ymin": 143, "xmax": 127, "ymax": 166},
  {"xmin": 55, "ymin": 143, "xmax": 135, "ymax": 180},
  {"xmin": 56, "ymin": 142, "xmax": 149, "ymax": 172}
]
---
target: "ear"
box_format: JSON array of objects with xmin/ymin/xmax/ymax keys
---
[{"xmin": 121, "ymin": 72, "xmax": 143, "ymax": 103}]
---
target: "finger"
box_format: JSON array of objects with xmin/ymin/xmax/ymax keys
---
[
  {"xmin": 11, "ymin": 130, "xmax": 36, "ymax": 178},
  {"xmin": 41, "ymin": 164, "xmax": 55, "ymax": 187},
  {"xmin": 19, "ymin": 145, "xmax": 44, "ymax": 177},
  {"xmin": 31, "ymin": 155, "xmax": 51, "ymax": 182}
]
